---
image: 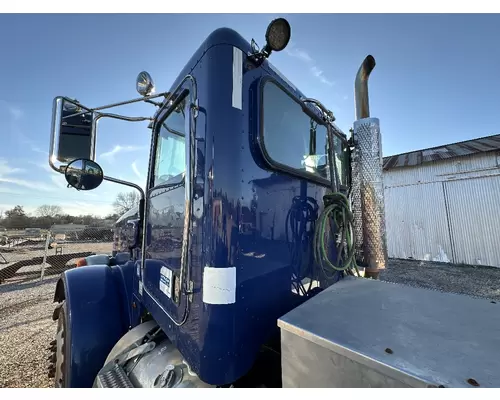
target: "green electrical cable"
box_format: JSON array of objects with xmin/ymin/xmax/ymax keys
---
[{"xmin": 313, "ymin": 192, "xmax": 360, "ymax": 279}]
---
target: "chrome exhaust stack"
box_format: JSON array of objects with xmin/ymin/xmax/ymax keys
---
[
  {"xmin": 351, "ymin": 55, "xmax": 387, "ymax": 279},
  {"xmin": 354, "ymin": 55, "xmax": 376, "ymax": 120}
]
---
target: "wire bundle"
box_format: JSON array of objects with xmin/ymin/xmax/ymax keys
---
[{"xmin": 285, "ymin": 196, "xmax": 318, "ymax": 296}]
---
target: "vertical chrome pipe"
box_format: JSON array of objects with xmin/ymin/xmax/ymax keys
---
[
  {"xmin": 351, "ymin": 55, "xmax": 387, "ymax": 279},
  {"xmin": 354, "ymin": 55, "xmax": 376, "ymax": 120}
]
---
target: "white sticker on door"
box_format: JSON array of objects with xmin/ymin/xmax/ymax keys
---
[
  {"xmin": 203, "ymin": 266, "xmax": 236, "ymax": 305},
  {"xmin": 160, "ymin": 267, "xmax": 173, "ymax": 298}
]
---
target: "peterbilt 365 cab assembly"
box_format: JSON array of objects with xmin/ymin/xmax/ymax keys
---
[{"xmin": 46, "ymin": 19, "xmax": 500, "ymax": 388}]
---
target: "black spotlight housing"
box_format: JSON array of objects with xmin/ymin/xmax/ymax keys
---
[
  {"xmin": 264, "ymin": 18, "xmax": 291, "ymax": 53},
  {"xmin": 249, "ymin": 18, "xmax": 291, "ymax": 67}
]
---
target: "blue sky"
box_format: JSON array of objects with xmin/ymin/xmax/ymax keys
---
[{"xmin": 0, "ymin": 13, "xmax": 499, "ymax": 216}]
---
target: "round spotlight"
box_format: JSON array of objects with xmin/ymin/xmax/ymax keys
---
[
  {"xmin": 265, "ymin": 18, "xmax": 291, "ymax": 52},
  {"xmin": 136, "ymin": 71, "xmax": 156, "ymax": 97},
  {"xmin": 62, "ymin": 101, "xmax": 80, "ymax": 113}
]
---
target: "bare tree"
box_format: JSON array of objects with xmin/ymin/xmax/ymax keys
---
[
  {"xmin": 36, "ymin": 204, "xmax": 63, "ymax": 218},
  {"xmin": 113, "ymin": 192, "xmax": 140, "ymax": 215}
]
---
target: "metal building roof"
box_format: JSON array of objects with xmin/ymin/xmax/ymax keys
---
[{"xmin": 383, "ymin": 134, "xmax": 500, "ymax": 170}]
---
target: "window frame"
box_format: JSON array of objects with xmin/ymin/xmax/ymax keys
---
[
  {"xmin": 258, "ymin": 77, "xmax": 348, "ymax": 188},
  {"xmin": 149, "ymin": 88, "xmax": 190, "ymax": 191}
]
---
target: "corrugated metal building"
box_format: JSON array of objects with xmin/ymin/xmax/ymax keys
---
[{"xmin": 383, "ymin": 134, "xmax": 500, "ymax": 267}]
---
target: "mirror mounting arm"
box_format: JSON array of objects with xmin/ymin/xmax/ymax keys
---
[
  {"xmin": 103, "ymin": 176, "xmax": 145, "ymax": 201},
  {"xmin": 91, "ymin": 91, "xmax": 171, "ymax": 112},
  {"xmin": 95, "ymin": 112, "xmax": 154, "ymax": 123},
  {"xmin": 103, "ymin": 175, "xmax": 145, "ymax": 253},
  {"xmin": 58, "ymin": 93, "xmax": 167, "ymax": 121},
  {"xmin": 144, "ymin": 99, "xmax": 162, "ymax": 107}
]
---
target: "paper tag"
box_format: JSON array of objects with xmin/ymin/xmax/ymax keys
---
[
  {"xmin": 138, "ymin": 280, "xmax": 143, "ymax": 296},
  {"xmin": 203, "ymin": 266, "xmax": 236, "ymax": 304},
  {"xmin": 160, "ymin": 267, "xmax": 173, "ymax": 298}
]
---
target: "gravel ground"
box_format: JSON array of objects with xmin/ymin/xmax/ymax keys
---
[
  {"xmin": 0, "ymin": 274, "xmax": 57, "ymax": 388},
  {"xmin": 380, "ymin": 259, "xmax": 500, "ymax": 301},
  {"xmin": 0, "ymin": 242, "xmax": 113, "ymax": 388},
  {"xmin": 1, "ymin": 258, "xmax": 499, "ymax": 388}
]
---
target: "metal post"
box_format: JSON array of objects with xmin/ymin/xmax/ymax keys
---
[{"xmin": 40, "ymin": 231, "xmax": 51, "ymax": 282}]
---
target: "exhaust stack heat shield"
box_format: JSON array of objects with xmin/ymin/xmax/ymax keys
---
[{"xmin": 351, "ymin": 117, "xmax": 387, "ymax": 275}]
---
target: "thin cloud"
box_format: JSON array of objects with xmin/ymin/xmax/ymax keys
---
[
  {"xmin": 0, "ymin": 187, "xmax": 25, "ymax": 195},
  {"xmin": 285, "ymin": 43, "xmax": 335, "ymax": 87},
  {"xmin": 131, "ymin": 160, "xmax": 142, "ymax": 179},
  {"xmin": 50, "ymin": 174, "xmax": 68, "ymax": 189},
  {"xmin": 53, "ymin": 200, "xmax": 112, "ymax": 216},
  {"xmin": 1, "ymin": 101, "xmax": 46, "ymax": 154},
  {"xmin": 0, "ymin": 100, "xmax": 23, "ymax": 121},
  {"xmin": 0, "ymin": 159, "xmax": 24, "ymax": 176},
  {"xmin": 28, "ymin": 160, "xmax": 52, "ymax": 173},
  {"xmin": 285, "ymin": 47, "xmax": 313, "ymax": 63},
  {"xmin": 0, "ymin": 176, "xmax": 56, "ymax": 192},
  {"xmin": 32, "ymin": 147, "xmax": 49, "ymax": 156},
  {"xmin": 310, "ymin": 66, "xmax": 335, "ymax": 87},
  {"xmin": 0, "ymin": 158, "xmax": 56, "ymax": 192},
  {"xmin": 8, "ymin": 106, "xmax": 23, "ymax": 120},
  {"xmin": 100, "ymin": 145, "xmax": 148, "ymax": 161},
  {"xmin": 15, "ymin": 129, "xmax": 45, "ymax": 154}
]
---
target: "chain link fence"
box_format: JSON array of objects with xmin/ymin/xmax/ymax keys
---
[
  {"xmin": 0, "ymin": 222, "xmax": 115, "ymax": 387},
  {"xmin": 0, "ymin": 225, "xmax": 114, "ymax": 285},
  {"xmin": 0, "ymin": 194, "xmax": 130, "ymax": 387}
]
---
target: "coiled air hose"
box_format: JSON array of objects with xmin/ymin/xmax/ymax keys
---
[{"xmin": 313, "ymin": 192, "xmax": 359, "ymax": 279}]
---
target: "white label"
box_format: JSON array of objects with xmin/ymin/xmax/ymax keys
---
[
  {"xmin": 136, "ymin": 264, "xmax": 140, "ymax": 278},
  {"xmin": 232, "ymin": 47, "xmax": 243, "ymax": 110},
  {"xmin": 138, "ymin": 280, "xmax": 143, "ymax": 296},
  {"xmin": 203, "ymin": 266, "xmax": 236, "ymax": 305},
  {"xmin": 159, "ymin": 267, "xmax": 173, "ymax": 298}
]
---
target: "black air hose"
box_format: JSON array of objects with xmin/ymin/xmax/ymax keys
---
[{"xmin": 285, "ymin": 196, "xmax": 318, "ymax": 296}]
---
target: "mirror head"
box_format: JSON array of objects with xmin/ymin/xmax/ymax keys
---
[
  {"xmin": 64, "ymin": 158, "xmax": 104, "ymax": 191},
  {"xmin": 51, "ymin": 97, "xmax": 96, "ymax": 165}
]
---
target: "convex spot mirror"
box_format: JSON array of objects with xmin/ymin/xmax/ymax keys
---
[
  {"xmin": 65, "ymin": 158, "xmax": 104, "ymax": 191},
  {"xmin": 51, "ymin": 97, "xmax": 96, "ymax": 164}
]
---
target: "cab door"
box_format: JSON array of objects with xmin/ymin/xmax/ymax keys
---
[{"xmin": 141, "ymin": 82, "xmax": 195, "ymax": 322}]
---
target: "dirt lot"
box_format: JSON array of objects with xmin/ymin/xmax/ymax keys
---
[
  {"xmin": 380, "ymin": 259, "xmax": 500, "ymax": 301},
  {"xmin": 0, "ymin": 276, "xmax": 58, "ymax": 388},
  {"xmin": 0, "ymin": 241, "xmax": 113, "ymax": 388},
  {"xmin": 0, "ymin": 257, "xmax": 499, "ymax": 388}
]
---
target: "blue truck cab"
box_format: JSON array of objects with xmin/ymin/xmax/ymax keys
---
[{"xmin": 47, "ymin": 19, "xmax": 386, "ymax": 388}]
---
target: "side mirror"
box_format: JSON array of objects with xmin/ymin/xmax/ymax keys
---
[
  {"xmin": 64, "ymin": 158, "xmax": 104, "ymax": 191},
  {"xmin": 50, "ymin": 97, "xmax": 96, "ymax": 167},
  {"xmin": 126, "ymin": 218, "xmax": 141, "ymax": 249}
]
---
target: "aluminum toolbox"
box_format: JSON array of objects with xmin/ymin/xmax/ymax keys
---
[{"xmin": 278, "ymin": 277, "xmax": 500, "ymax": 388}]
